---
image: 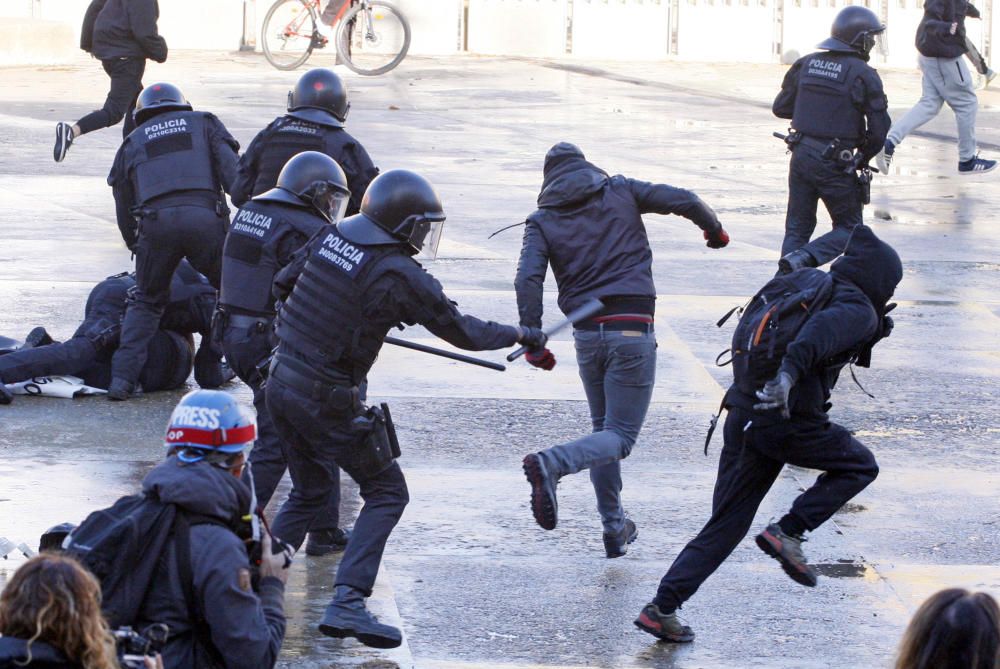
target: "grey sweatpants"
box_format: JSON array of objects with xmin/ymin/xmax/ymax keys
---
[{"xmin": 888, "ymin": 54, "xmax": 979, "ymax": 162}]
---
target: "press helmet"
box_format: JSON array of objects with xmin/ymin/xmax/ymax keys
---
[
  {"xmin": 287, "ymin": 68, "xmax": 349, "ymax": 128},
  {"xmin": 818, "ymin": 6, "xmax": 885, "ymax": 57},
  {"xmin": 338, "ymin": 170, "xmax": 446, "ymax": 257},
  {"xmin": 164, "ymin": 389, "xmax": 257, "ymax": 466},
  {"xmin": 255, "ymin": 151, "xmax": 351, "ymax": 222},
  {"xmin": 133, "ymin": 82, "xmax": 192, "ymax": 125}
]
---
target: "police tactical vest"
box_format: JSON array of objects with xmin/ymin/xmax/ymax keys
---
[
  {"xmin": 220, "ymin": 201, "xmax": 325, "ymax": 315},
  {"xmin": 792, "ymin": 52, "xmax": 866, "ymax": 144},
  {"xmin": 129, "ymin": 111, "xmax": 219, "ymax": 205},
  {"xmin": 275, "ymin": 234, "xmax": 412, "ymax": 380},
  {"xmin": 252, "ymin": 116, "xmax": 328, "ymax": 197},
  {"xmin": 529, "ymin": 176, "xmax": 656, "ymax": 317}
]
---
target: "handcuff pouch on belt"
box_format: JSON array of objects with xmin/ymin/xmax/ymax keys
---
[{"xmin": 347, "ymin": 402, "xmax": 401, "ymax": 481}]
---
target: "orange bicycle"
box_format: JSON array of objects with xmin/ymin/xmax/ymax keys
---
[{"xmin": 261, "ymin": 0, "xmax": 410, "ymax": 76}]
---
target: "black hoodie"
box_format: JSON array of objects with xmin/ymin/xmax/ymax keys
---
[
  {"xmin": 134, "ymin": 457, "xmax": 285, "ymax": 669},
  {"xmin": 515, "ymin": 142, "xmax": 722, "ymax": 327},
  {"xmin": 734, "ymin": 225, "xmax": 902, "ymax": 418}
]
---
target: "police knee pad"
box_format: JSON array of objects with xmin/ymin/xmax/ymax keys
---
[
  {"xmin": 82, "ymin": 318, "xmax": 122, "ymax": 349},
  {"xmin": 342, "ymin": 404, "xmax": 401, "ymax": 482}
]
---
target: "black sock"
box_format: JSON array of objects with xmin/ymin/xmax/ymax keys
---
[{"xmin": 778, "ymin": 515, "xmax": 807, "ymax": 538}]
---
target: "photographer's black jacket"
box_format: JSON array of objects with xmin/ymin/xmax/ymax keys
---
[
  {"xmin": 0, "ymin": 638, "xmax": 81, "ymax": 669},
  {"xmin": 136, "ymin": 458, "xmax": 285, "ymax": 669}
]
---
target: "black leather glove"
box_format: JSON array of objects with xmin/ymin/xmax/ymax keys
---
[
  {"xmin": 517, "ymin": 326, "xmax": 548, "ymax": 351},
  {"xmin": 753, "ymin": 371, "xmax": 795, "ymax": 419}
]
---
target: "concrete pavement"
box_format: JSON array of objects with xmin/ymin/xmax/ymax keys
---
[{"xmin": 0, "ymin": 51, "xmax": 998, "ymax": 668}]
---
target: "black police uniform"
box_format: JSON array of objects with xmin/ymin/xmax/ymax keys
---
[
  {"xmin": 230, "ymin": 115, "xmax": 378, "ymax": 215},
  {"xmin": 651, "ymin": 226, "xmax": 902, "ymax": 613},
  {"xmin": 218, "ymin": 198, "xmax": 337, "ymax": 519},
  {"xmin": 108, "ymin": 109, "xmax": 239, "ymax": 393},
  {"xmin": 0, "ymin": 265, "xmax": 213, "ymax": 392},
  {"xmin": 773, "ymin": 50, "xmax": 890, "ymax": 266},
  {"xmin": 266, "ymin": 225, "xmax": 521, "ymax": 595}
]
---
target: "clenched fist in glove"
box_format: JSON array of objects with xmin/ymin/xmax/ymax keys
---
[
  {"xmin": 704, "ymin": 227, "xmax": 730, "ymax": 249},
  {"xmin": 518, "ymin": 327, "xmax": 556, "ymax": 370},
  {"xmin": 753, "ymin": 371, "xmax": 794, "ymax": 418}
]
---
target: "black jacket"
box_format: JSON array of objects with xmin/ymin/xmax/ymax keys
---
[
  {"xmin": 916, "ymin": 0, "xmax": 980, "ymax": 59},
  {"xmin": 86, "ymin": 0, "xmax": 167, "ymax": 62},
  {"xmin": 730, "ymin": 226, "xmax": 903, "ymax": 419},
  {"xmin": 135, "ymin": 458, "xmax": 286, "ymax": 669},
  {"xmin": 515, "ymin": 142, "xmax": 721, "ymax": 328},
  {"xmin": 0, "ymin": 637, "xmax": 82, "ymax": 669}
]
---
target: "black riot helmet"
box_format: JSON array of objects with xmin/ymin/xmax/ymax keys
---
[
  {"xmin": 818, "ymin": 6, "xmax": 885, "ymax": 57},
  {"xmin": 287, "ymin": 68, "xmax": 349, "ymax": 128},
  {"xmin": 339, "ymin": 170, "xmax": 447, "ymax": 258},
  {"xmin": 255, "ymin": 151, "xmax": 351, "ymax": 222},
  {"xmin": 133, "ymin": 82, "xmax": 193, "ymax": 125}
]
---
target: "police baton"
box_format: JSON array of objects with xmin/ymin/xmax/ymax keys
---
[
  {"xmin": 384, "ymin": 336, "xmax": 506, "ymax": 372},
  {"xmin": 506, "ymin": 298, "xmax": 605, "ymax": 362}
]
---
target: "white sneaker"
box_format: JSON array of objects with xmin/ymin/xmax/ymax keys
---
[
  {"xmin": 986, "ymin": 69, "xmax": 997, "ymax": 89},
  {"xmin": 875, "ymin": 141, "xmax": 894, "ymax": 174}
]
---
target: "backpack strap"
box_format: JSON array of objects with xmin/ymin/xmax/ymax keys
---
[{"xmin": 173, "ymin": 511, "xmax": 230, "ymax": 668}]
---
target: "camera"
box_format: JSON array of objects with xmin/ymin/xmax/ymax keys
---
[{"xmin": 113, "ymin": 624, "xmax": 168, "ymax": 669}]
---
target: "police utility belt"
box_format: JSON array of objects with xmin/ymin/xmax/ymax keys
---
[
  {"xmin": 789, "ymin": 133, "xmax": 858, "ymax": 165},
  {"xmin": 268, "ymin": 353, "xmax": 359, "ymax": 409}
]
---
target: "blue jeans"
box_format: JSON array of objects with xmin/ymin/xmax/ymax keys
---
[{"xmin": 540, "ymin": 328, "xmax": 657, "ymax": 534}]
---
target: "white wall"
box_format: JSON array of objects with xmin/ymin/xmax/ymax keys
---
[
  {"xmin": 467, "ymin": 0, "xmax": 569, "ymax": 57},
  {"xmin": 571, "ymin": 0, "xmax": 671, "ymax": 60}
]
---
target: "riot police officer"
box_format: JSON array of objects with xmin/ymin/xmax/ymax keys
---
[
  {"xmin": 230, "ymin": 68, "xmax": 379, "ymax": 215},
  {"xmin": 220, "ymin": 151, "xmax": 351, "ymax": 555},
  {"xmin": 773, "ymin": 7, "xmax": 891, "ymax": 273},
  {"xmin": 107, "ymin": 82, "xmax": 240, "ymax": 400},
  {"xmin": 265, "ymin": 170, "xmax": 546, "ymax": 648}
]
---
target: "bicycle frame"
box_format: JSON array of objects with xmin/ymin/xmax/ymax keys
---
[{"xmin": 280, "ymin": 0, "xmax": 355, "ymax": 39}]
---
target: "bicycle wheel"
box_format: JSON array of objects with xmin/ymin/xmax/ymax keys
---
[
  {"xmin": 335, "ymin": 0, "xmax": 411, "ymax": 76},
  {"xmin": 262, "ymin": 0, "xmax": 319, "ymax": 71}
]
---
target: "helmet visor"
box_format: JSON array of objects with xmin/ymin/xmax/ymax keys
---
[
  {"xmin": 416, "ymin": 219, "xmax": 445, "ymax": 260},
  {"xmin": 312, "ymin": 188, "xmax": 351, "ymax": 223}
]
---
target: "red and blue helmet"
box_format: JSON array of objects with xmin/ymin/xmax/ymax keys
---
[{"xmin": 165, "ymin": 390, "xmax": 256, "ymax": 464}]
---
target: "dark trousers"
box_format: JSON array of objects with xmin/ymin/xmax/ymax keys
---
[
  {"xmin": 77, "ymin": 57, "xmax": 145, "ymax": 138},
  {"xmin": 652, "ymin": 406, "xmax": 878, "ymax": 612},
  {"xmin": 781, "ymin": 145, "xmax": 863, "ymax": 266},
  {"xmin": 111, "ymin": 205, "xmax": 226, "ymax": 386},
  {"xmin": 0, "ymin": 337, "xmax": 101, "ymax": 384},
  {"xmin": 267, "ymin": 375, "xmax": 408, "ymax": 596},
  {"xmin": 222, "ymin": 322, "xmax": 341, "ymax": 529}
]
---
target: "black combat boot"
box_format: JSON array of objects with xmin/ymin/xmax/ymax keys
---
[
  {"xmin": 318, "ymin": 585, "xmax": 403, "ymax": 648},
  {"xmin": 194, "ymin": 344, "xmax": 236, "ymax": 388},
  {"xmin": 522, "ymin": 453, "xmax": 558, "ymax": 530},
  {"xmin": 23, "ymin": 327, "xmax": 53, "ymax": 349},
  {"xmin": 0, "ymin": 377, "xmax": 13, "ymax": 405},
  {"xmin": 603, "ymin": 517, "xmax": 638, "ymax": 558},
  {"xmin": 106, "ymin": 378, "xmax": 133, "ymax": 401},
  {"xmin": 305, "ymin": 527, "xmax": 351, "ymax": 556}
]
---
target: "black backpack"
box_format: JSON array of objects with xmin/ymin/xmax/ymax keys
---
[
  {"xmin": 65, "ymin": 491, "xmax": 229, "ymax": 661},
  {"xmin": 724, "ymin": 268, "xmax": 834, "ymax": 395},
  {"xmin": 704, "ymin": 269, "xmax": 834, "ymax": 453}
]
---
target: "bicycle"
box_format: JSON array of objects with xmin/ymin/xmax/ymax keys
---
[{"xmin": 261, "ymin": 0, "xmax": 411, "ymax": 76}]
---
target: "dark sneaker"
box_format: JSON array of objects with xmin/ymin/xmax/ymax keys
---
[
  {"xmin": 603, "ymin": 517, "xmax": 638, "ymax": 558},
  {"xmin": 305, "ymin": 527, "xmax": 351, "ymax": 556},
  {"xmin": 106, "ymin": 377, "xmax": 133, "ymax": 401},
  {"xmin": 53, "ymin": 122, "xmax": 74, "ymax": 162},
  {"xmin": 0, "ymin": 381, "xmax": 12, "ymax": 405},
  {"xmin": 755, "ymin": 523, "xmax": 818, "ymax": 587},
  {"xmin": 958, "ymin": 155, "xmax": 997, "ymax": 175},
  {"xmin": 23, "ymin": 327, "xmax": 53, "ymax": 350},
  {"xmin": 634, "ymin": 603, "xmax": 695, "ymax": 643},
  {"xmin": 778, "ymin": 248, "xmax": 817, "ymax": 275},
  {"xmin": 875, "ymin": 139, "xmax": 894, "ymax": 174},
  {"xmin": 319, "ymin": 586, "xmax": 402, "ymax": 648},
  {"xmin": 522, "ymin": 453, "xmax": 558, "ymax": 530},
  {"xmin": 310, "ymin": 31, "xmax": 329, "ymax": 49}
]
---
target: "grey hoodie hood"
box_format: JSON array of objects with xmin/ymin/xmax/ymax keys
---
[
  {"xmin": 830, "ymin": 225, "xmax": 903, "ymax": 313},
  {"xmin": 142, "ymin": 455, "xmax": 251, "ymax": 524},
  {"xmin": 537, "ymin": 142, "xmax": 609, "ymax": 208}
]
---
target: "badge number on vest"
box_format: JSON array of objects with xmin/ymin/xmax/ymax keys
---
[
  {"xmin": 806, "ymin": 58, "xmax": 847, "ymax": 83},
  {"xmin": 231, "ymin": 208, "xmax": 274, "ymax": 240},
  {"xmin": 317, "ymin": 233, "xmax": 367, "ymax": 277}
]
